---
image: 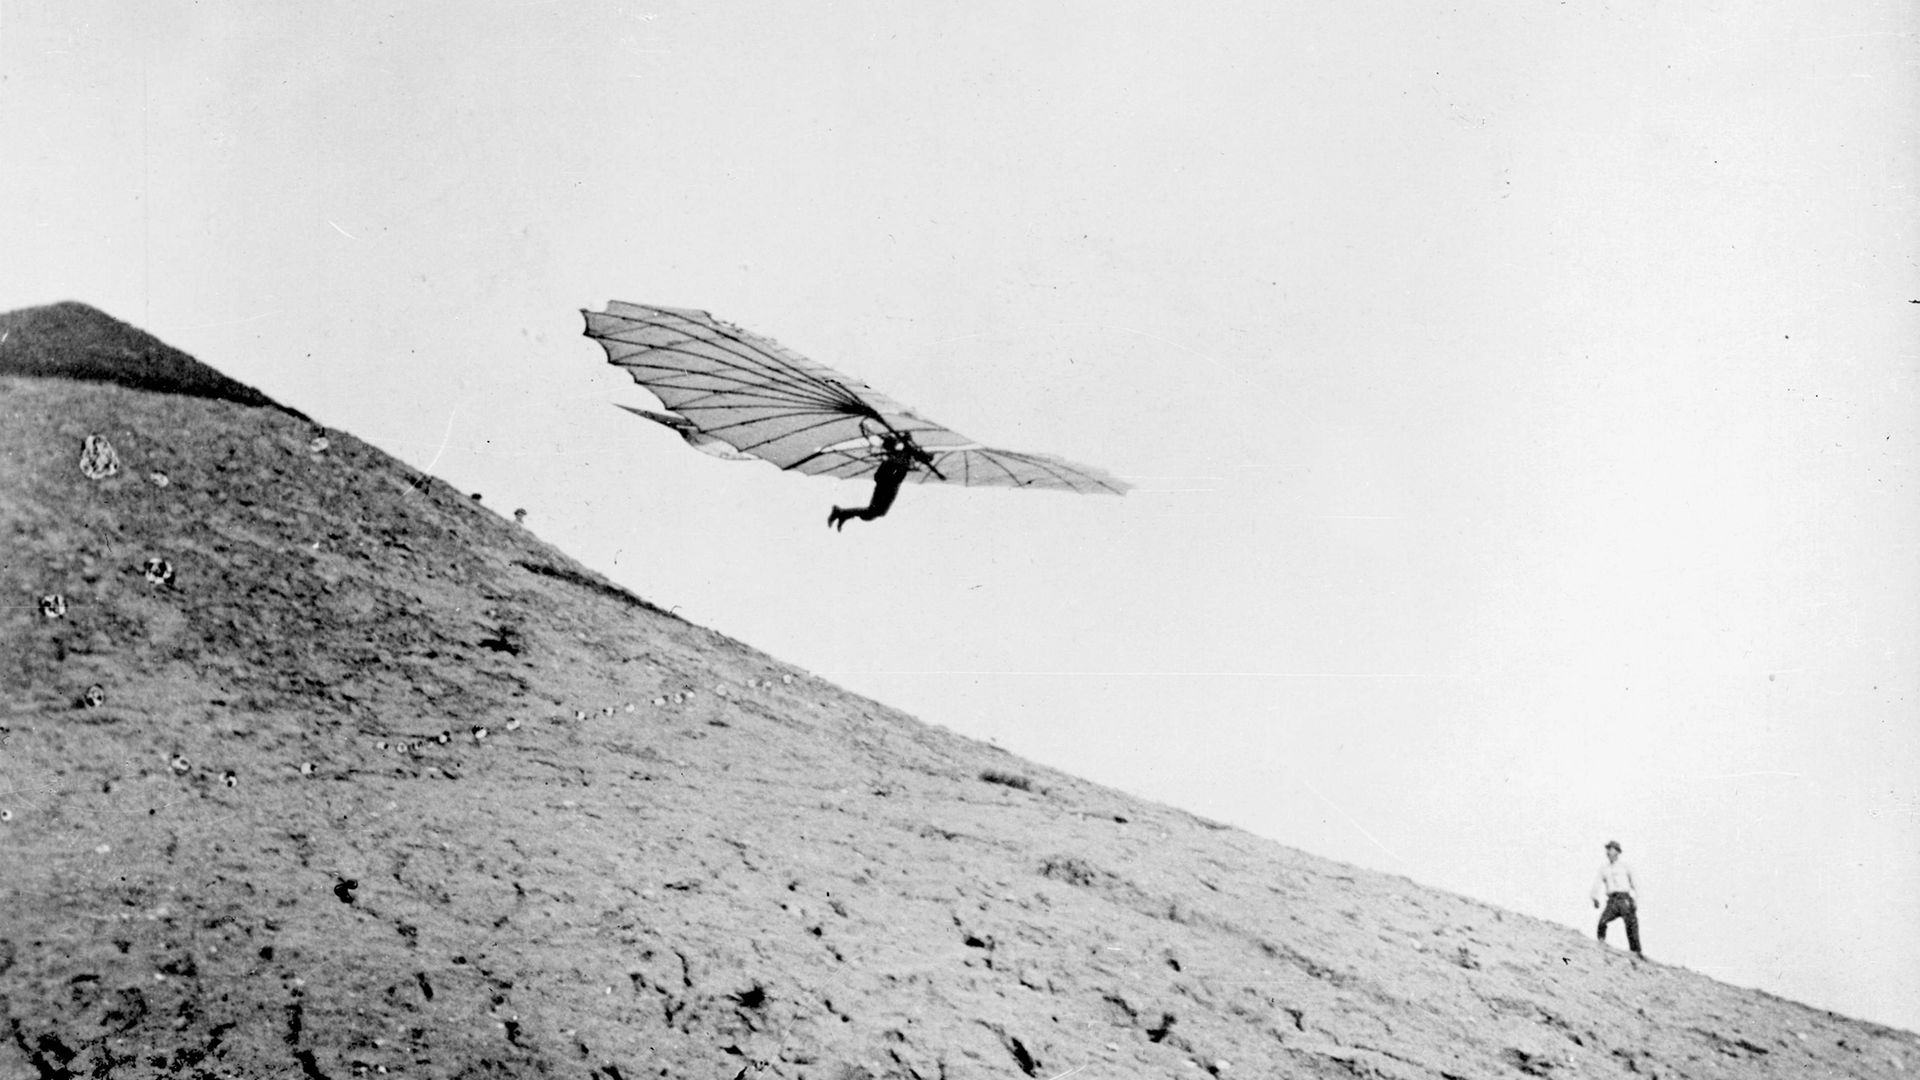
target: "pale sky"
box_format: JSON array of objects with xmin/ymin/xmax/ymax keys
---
[{"xmin": 4, "ymin": 0, "xmax": 1916, "ymax": 1030}]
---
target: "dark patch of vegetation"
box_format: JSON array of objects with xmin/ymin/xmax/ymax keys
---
[
  {"xmin": 103, "ymin": 987, "xmax": 148, "ymax": 1035},
  {"xmin": 979, "ymin": 768, "xmax": 1033, "ymax": 791},
  {"xmin": 513, "ymin": 560, "xmax": 668, "ymax": 615},
  {"xmin": 295, "ymin": 1047, "xmax": 332, "ymax": 1079},
  {"xmin": 22, "ymin": 1031, "xmax": 79, "ymax": 1075},
  {"xmin": 1146, "ymin": 1012, "xmax": 1177, "ymax": 1043},
  {"xmin": 1039, "ymin": 856, "xmax": 1107, "ymax": 888},
  {"xmin": 1005, "ymin": 1033, "xmax": 1038, "ymax": 1076},
  {"xmin": 478, "ymin": 624, "xmax": 525, "ymax": 655},
  {"xmin": 1500, "ymin": 1047, "xmax": 1554, "ymax": 1077},
  {"xmin": 158, "ymin": 953, "xmax": 199, "ymax": 978}
]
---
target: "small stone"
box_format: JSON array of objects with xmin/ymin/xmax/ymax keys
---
[
  {"xmin": 309, "ymin": 435, "xmax": 330, "ymax": 453},
  {"xmin": 143, "ymin": 557, "xmax": 175, "ymax": 587},
  {"xmin": 782, "ymin": 674, "xmax": 794, "ymax": 685},
  {"xmin": 222, "ymin": 771, "xmax": 237, "ymax": 787},
  {"xmin": 300, "ymin": 762, "xmax": 315, "ymax": 776},
  {"xmin": 505, "ymin": 718, "xmax": 522, "ymax": 732},
  {"xmin": 83, "ymin": 684, "xmax": 106, "ymax": 708},
  {"xmin": 169, "ymin": 755, "xmax": 191, "ymax": 774},
  {"xmin": 513, "ymin": 509, "xmax": 527, "ymax": 524},
  {"xmin": 95, "ymin": 843, "xmax": 112, "ymax": 855},
  {"xmin": 148, "ymin": 471, "xmax": 170, "ymax": 487},
  {"xmin": 38, "ymin": 594, "xmax": 66, "ymax": 619},
  {"xmin": 79, "ymin": 434, "xmax": 121, "ymax": 479},
  {"xmin": 653, "ymin": 696, "xmax": 667, "ymax": 707},
  {"xmin": 624, "ymin": 703, "xmax": 635, "ymax": 713},
  {"xmin": 573, "ymin": 710, "xmax": 586, "ymax": 720},
  {"xmin": 471, "ymin": 726, "xmax": 488, "ymax": 742},
  {"xmin": 376, "ymin": 741, "xmax": 388, "ymax": 750},
  {"xmin": 436, "ymin": 730, "xmax": 451, "ymax": 744},
  {"xmin": 602, "ymin": 706, "xmax": 614, "ymax": 716}
]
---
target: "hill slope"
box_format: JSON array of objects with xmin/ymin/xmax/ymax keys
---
[{"xmin": 2, "ymin": 304, "xmax": 1913, "ymax": 1079}]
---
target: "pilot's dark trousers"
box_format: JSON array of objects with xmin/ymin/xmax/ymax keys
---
[{"xmin": 1597, "ymin": 892, "xmax": 1642, "ymax": 954}]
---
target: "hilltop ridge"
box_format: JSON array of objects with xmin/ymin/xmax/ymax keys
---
[
  {"xmin": 0, "ymin": 302, "xmax": 307, "ymax": 420},
  {"xmin": 1, "ymin": 304, "xmax": 1912, "ymax": 1079}
]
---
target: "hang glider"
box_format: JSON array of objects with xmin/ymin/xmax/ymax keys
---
[{"xmin": 581, "ymin": 301, "xmax": 1129, "ymax": 497}]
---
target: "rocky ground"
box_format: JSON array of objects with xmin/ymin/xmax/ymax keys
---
[{"xmin": 2, "ymin": 303, "xmax": 1914, "ymax": 1079}]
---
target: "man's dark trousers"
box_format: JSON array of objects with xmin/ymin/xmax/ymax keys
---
[{"xmin": 1597, "ymin": 892, "xmax": 1641, "ymax": 954}]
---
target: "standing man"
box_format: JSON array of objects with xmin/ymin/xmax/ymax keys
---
[{"xmin": 1591, "ymin": 840, "xmax": 1643, "ymax": 957}]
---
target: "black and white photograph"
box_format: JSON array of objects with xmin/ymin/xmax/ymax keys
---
[{"xmin": 1, "ymin": 2, "xmax": 1914, "ymax": 1075}]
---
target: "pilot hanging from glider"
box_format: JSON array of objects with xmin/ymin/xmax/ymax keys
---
[
  {"xmin": 828, "ymin": 429, "xmax": 941, "ymax": 530},
  {"xmin": 581, "ymin": 301, "xmax": 1128, "ymax": 528}
]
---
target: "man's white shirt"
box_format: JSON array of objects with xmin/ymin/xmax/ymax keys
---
[{"xmin": 1592, "ymin": 861, "xmax": 1638, "ymax": 903}]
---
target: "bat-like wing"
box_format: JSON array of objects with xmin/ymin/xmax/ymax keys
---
[
  {"xmin": 582, "ymin": 301, "xmax": 1127, "ymax": 494},
  {"xmin": 614, "ymin": 404, "xmax": 757, "ymax": 461}
]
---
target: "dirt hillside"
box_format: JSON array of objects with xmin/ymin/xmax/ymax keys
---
[{"xmin": 2, "ymin": 303, "xmax": 1913, "ymax": 1079}]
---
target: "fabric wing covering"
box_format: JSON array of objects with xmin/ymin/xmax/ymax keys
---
[{"xmin": 582, "ymin": 301, "xmax": 1129, "ymax": 494}]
